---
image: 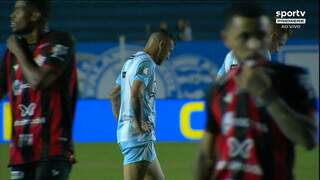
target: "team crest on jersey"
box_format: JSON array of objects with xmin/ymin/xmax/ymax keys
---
[
  {"xmin": 143, "ymin": 67, "xmax": 150, "ymax": 75},
  {"xmin": 13, "ymin": 64, "xmax": 19, "ymax": 71}
]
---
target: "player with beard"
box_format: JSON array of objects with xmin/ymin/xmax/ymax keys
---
[
  {"xmin": 196, "ymin": 3, "xmax": 316, "ymax": 180},
  {"xmin": 0, "ymin": 0, "xmax": 77, "ymax": 179}
]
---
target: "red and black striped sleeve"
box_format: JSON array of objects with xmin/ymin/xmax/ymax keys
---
[
  {"xmin": 41, "ymin": 32, "xmax": 74, "ymax": 75},
  {"xmin": 0, "ymin": 51, "xmax": 8, "ymax": 98}
]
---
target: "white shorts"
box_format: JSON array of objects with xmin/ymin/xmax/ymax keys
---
[{"xmin": 119, "ymin": 141, "xmax": 156, "ymax": 165}]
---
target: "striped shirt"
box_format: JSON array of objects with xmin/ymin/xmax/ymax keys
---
[
  {"xmin": 207, "ymin": 60, "xmax": 316, "ymax": 180},
  {"xmin": 0, "ymin": 31, "xmax": 77, "ymax": 166}
]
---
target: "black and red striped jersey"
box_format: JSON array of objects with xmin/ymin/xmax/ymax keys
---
[
  {"xmin": 206, "ymin": 60, "xmax": 316, "ymax": 180},
  {"xmin": 0, "ymin": 31, "xmax": 78, "ymax": 166}
]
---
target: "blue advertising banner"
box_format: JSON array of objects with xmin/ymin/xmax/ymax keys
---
[
  {"xmin": 0, "ymin": 99, "xmax": 318, "ymax": 143},
  {"xmin": 0, "ymin": 100, "xmax": 207, "ymax": 143}
]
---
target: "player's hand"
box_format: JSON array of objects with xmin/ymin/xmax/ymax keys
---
[
  {"xmin": 6, "ymin": 35, "xmax": 23, "ymax": 56},
  {"xmin": 235, "ymin": 64, "xmax": 272, "ymax": 98}
]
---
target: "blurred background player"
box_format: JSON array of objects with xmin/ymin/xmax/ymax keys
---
[
  {"xmin": 176, "ymin": 19, "xmax": 193, "ymax": 41},
  {"xmin": 110, "ymin": 30, "xmax": 175, "ymax": 180},
  {"xmin": 196, "ymin": 3, "xmax": 316, "ymax": 180},
  {"xmin": 269, "ymin": 17, "xmax": 291, "ymax": 53},
  {"xmin": 0, "ymin": 0, "xmax": 77, "ymax": 179},
  {"xmin": 216, "ymin": 16, "xmax": 291, "ymax": 79}
]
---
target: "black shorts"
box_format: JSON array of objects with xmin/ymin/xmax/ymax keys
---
[{"xmin": 10, "ymin": 161, "xmax": 72, "ymax": 180}]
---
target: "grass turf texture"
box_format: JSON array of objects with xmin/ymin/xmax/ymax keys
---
[{"xmin": 0, "ymin": 143, "xmax": 318, "ymax": 180}]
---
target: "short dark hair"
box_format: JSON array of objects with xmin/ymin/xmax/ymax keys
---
[
  {"xmin": 21, "ymin": 0, "xmax": 51, "ymax": 21},
  {"xmin": 224, "ymin": 3, "xmax": 267, "ymax": 28}
]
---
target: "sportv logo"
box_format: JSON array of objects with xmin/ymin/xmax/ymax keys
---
[
  {"xmin": 276, "ymin": 10, "xmax": 306, "ymax": 18},
  {"xmin": 275, "ymin": 10, "xmax": 306, "ymax": 29}
]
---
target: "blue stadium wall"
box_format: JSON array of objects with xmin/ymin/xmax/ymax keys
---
[{"xmin": 0, "ymin": 40, "xmax": 318, "ymax": 143}]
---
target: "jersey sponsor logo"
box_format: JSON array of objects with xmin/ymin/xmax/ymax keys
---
[
  {"xmin": 15, "ymin": 103, "xmax": 46, "ymax": 127},
  {"xmin": 14, "ymin": 117, "xmax": 46, "ymax": 127},
  {"xmin": 18, "ymin": 134, "xmax": 33, "ymax": 147},
  {"xmin": 228, "ymin": 137, "xmax": 253, "ymax": 159},
  {"xmin": 11, "ymin": 171, "xmax": 25, "ymax": 179},
  {"xmin": 216, "ymin": 160, "xmax": 263, "ymax": 175},
  {"xmin": 51, "ymin": 44, "xmax": 69, "ymax": 61},
  {"xmin": 19, "ymin": 103, "xmax": 36, "ymax": 117},
  {"xmin": 221, "ymin": 112, "xmax": 269, "ymax": 134},
  {"xmin": 12, "ymin": 80, "xmax": 30, "ymax": 96}
]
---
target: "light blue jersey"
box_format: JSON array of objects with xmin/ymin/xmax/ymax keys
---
[
  {"xmin": 116, "ymin": 51, "xmax": 157, "ymax": 147},
  {"xmin": 217, "ymin": 50, "xmax": 271, "ymax": 77}
]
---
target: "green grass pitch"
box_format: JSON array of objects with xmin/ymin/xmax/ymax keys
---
[{"xmin": 0, "ymin": 143, "xmax": 318, "ymax": 179}]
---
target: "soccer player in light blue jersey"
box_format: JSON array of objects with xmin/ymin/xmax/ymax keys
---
[
  {"xmin": 216, "ymin": 19, "xmax": 290, "ymax": 79},
  {"xmin": 110, "ymin": 31, "xmax": 175, "ymax": 180}
]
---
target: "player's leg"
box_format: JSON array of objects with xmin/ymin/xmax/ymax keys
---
[
  {"xmin": 121, "ymin": 141, "xmax": 156, "ymax": 180},
  {"xmin": 124, "ymin": 161, "xmax": 149, "ymax": 180},
  {"xmin": 144, "ymin": 157, "xmax": 165, "ymax": 180},
  {"xmin": 34, "ymin": 160, "xmax": 72, "ymax": 180}
]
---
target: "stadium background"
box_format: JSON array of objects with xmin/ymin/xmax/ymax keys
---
[{"xmin": 0, "ymin": 0, "xmax": 319, "ymax": 179}]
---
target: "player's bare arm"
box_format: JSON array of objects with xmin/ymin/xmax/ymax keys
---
[
  {"xmin": 6, "ymin": 35, "xmax": 58, "ymax": 90},
  {"xmin": 110, "ymin": 85, "xmax": 121, "ymax": 120},
  {"xmin": 236, "ymin": 65, "xmax": 316, "ymax": 149},
  {"xmin": 195, "ymin": 131, "xmax": 216, "ymax": 180},
  {"xmin": 131, "ymin": 80, "xmax": 152, "ymax": 133}
]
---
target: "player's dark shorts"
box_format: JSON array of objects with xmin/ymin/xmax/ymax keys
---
[{"xmin": 10, "ymin": 161, "xmax": 72, "ymax": 180}]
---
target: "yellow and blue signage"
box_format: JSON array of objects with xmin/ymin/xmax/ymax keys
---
[
  {"xmin": 1, "ymin": 99, "xmax": 319, "ymax": 143},
  {"xmin": 0, "ymin": 100, "xmax": 206, "ymax": 143}
]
